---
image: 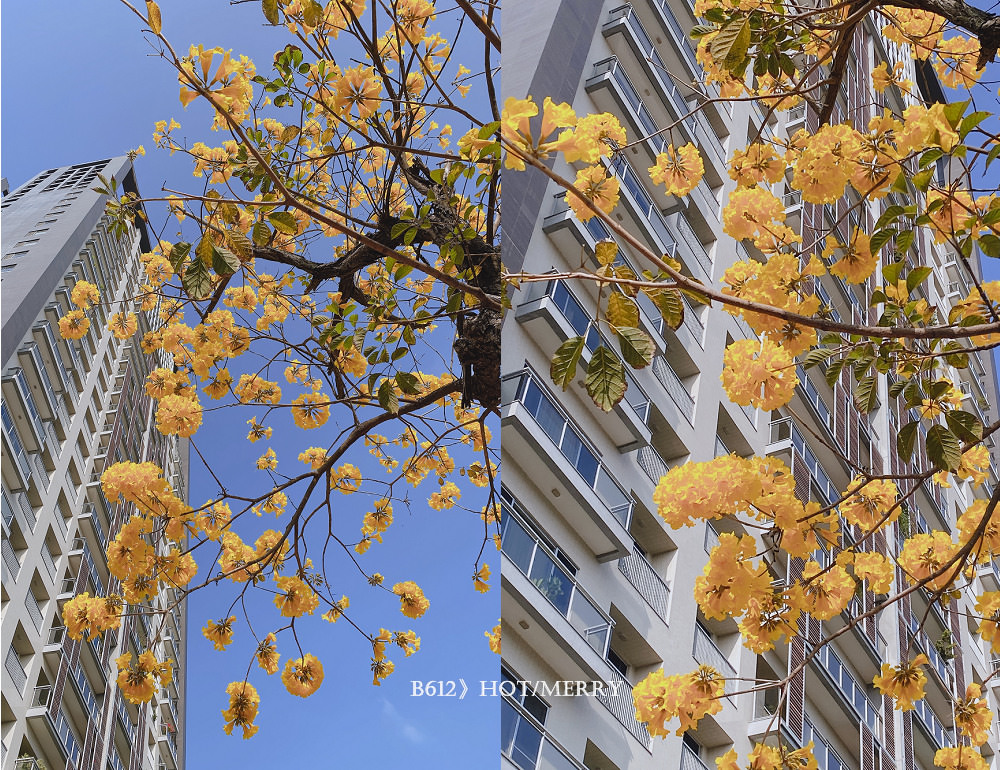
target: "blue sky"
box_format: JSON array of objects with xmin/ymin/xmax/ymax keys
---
[{"xmin": 2, "ymin": 2, "xmax": 498, "ymax": 765}]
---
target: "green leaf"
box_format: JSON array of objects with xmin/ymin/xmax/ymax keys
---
[
  {"xmin": 801, "ymin": 347, "xmax": 834, "ymax": 370},
  {"xmin": 709, "ymin": 18, "xmax": 751, "ymax": 72},
  {"xmin": 169, "ymin": 242, "xmax": 191, "ymax": 272},
  {"xmin": 896, "ymin": 421, "xmax": 919, "ymax": 463},
  {"xmin": 911, "ymin": 168, "xmax": 933, "ymax": 192},
  {"xmin": 585, "ymin": 346, "xmax": 627, "ymax": 412},
  {"xmin": 252, "ymin": 221, "xmax": 272, "ymax": 246},
  {"xmin": 396, "ymin": 371, "xmax": 420, "ymax": 395},
  {"xmin": 986, "ymin": 143, "xmax": 1000, "ymax": 168},
  {"xmin": 874, "ymin": 205, "xmax": 905, "ymax": 231},
  {"xmin": 869, "ymin": 229, "xmax": 896, "ymax": 254},
  {"xmin": 595, "ymin": 240, "xmax": 618, "ymax": 266},
  {"xmin": 377, "ymin": 380, "xmax": 399, "ymax": 414},
  {"xmin": 926, "ymin": 424, "xmax": 962, "ymax": 471},
  {"xmin": 550, "ymin": 336, "xmax": 586, "ymax": 390},
  {"xmin": 906, "ymin": 266, "xmax": 933, "ymax": 294},
  {"xmin": 650, "ymin": 288, "xmax": 685, "ymax": 331},
  {"xmin": 854, "ymin": 374, "xmax": 879, "ymax": 413},
  {"xmin": 942, "ymin": 99, "xmax": 970, "ymax": 128},
  {"xmin": 615, "ymin": 326, "xmax": 654, "ymax": 369},
  {"xmin": 211, "ymin": 244, "xmax": 241, "ymax": 276},
  {"xmin": 268, "ymin": 211, "xmax": 298, "ymax": 235},
  {"xmin": 895, "ymin": 230, "xmax": 914, "ymax": 255},
  {"xmin": 607, "ymin": 292, "xmax": 640, "ymax": 329},
  {"xmin": 959, "ymin": 110, "xmax": 990, "ymax": 138},
  {"xmin": 262, "ymin": 0, "xmax": 280, "ymax": 24},
  {"xmin": 824, "ymin": 357, "xmax": 847, "ymax": 389},
  {"xmin": 978, "ymin": 233, "xmax": 1000, "ymax": 259},
  {"xmin": 302, "ymin": 0, "xmax": 323, "ymax": 26},
  {"xmin": 919, "ymin": 148, "xmax": 944, "ymax": 168},
  {"xmin": 182, "ymin": 258, "xmax": 213, "ymax": 300},
  {"xmin": 942, "ymin": 342, "xmax": 969, "ymax": 369},
  {"xmin": 946, "ymin": 409, "xmax": 982, "ymax": 444}
]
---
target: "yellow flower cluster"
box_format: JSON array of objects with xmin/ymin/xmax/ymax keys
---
[
  {"xmin": 392, "ymin": 581, "xmax": 429, "ymax": 619},
  {"xmin": 873, "ymin": 654, "xmax": 929, "ymax": 711},
  {"xmin": 116, "ymin": 651, "xmax": 173, "ymax": 704},
  {"xmin": 633, "ymin": 665, "xmax": 725, "ymax": 736}
]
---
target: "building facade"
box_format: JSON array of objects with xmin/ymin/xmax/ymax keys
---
[
  {"xmin": 1, "ymin": 158, "xmax": 188, "ymax": 770},
  {"xmin": 501, "ymin": 4, "xmax": 1000, "ymax": 770}
]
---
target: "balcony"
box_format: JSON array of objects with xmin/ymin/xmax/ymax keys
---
[
  {"xmin": 783, "ymin": 189, "xmax": 803, "ymax": 230},
  {"xmin": 14, "ymin": 759, "xmax": 44, "ymax": 770},
  {"xmin": 912, "ymin": 690, "xmax": 954, "ymax": 749},
  {"xmin": 2, "ymin": 369, "xmax": 47, "ymax": 452},
  {"xmin": 24, "ymin": 591, "xmax": 45, "ymax": 631},
  {"xmin": 619, "ymin": 546, "xmax": 670, "ymax": 621},
  {"xmin": 514, "ymin": 280, "xmax": 652, "ymax": 451},
  {"xmin": 598, "ymin": 669, "xmax": 652, "ymax": 748},
  {"xmin": 501, "ymin": 370, "xmax": 634, "ymax": 560},
  {"xmin": 3, "ymin": 538, "xmax": 21, "ymax": 582},
  {"xmin": 808, "ymin": 639, "xmax": 882, "ymax": 738},
  {"xmin": 903, "ymin": 613, "xmax": 952, "ymax": 687},
  {"xmin": 680, "ymin": 742, "xmax": 711, "ymax": 770},
  {"xmin": 26, "ymin": 687, "xmax": 82, "ymax": 767},
  {"xmin": 601, "ymin": 5, "xmax": 727, "ymax": 175},
  {"xmin": 501, "ymin": 495, "xmax": 616, "ymax": 681},
  {"xmin": 157, "ymin": 722, "xmax": 178, "ymax": 769},
  {"xmin": 667, "ymin": 210, "xmax": 714, "ymax": 279},
  {"xmin": 693, "ymin": 622, "xmax": 736, "ymax": 688},
  {"xmin": 976, "ymin": 560, "xmax": 1000, "ymax": 590},
  {"xmin": 539, "ymin": 194, "xmax": 701, "ymax": 348},
  {"xmin": 5, "ymin": 646, "xmax": 27, "ymax": 695},
  {"xmin": 78, "ymin": 502, "xmax": 109, "ymax": 556},
  {"xmin": 651, "ymin": 356, "xmax": 695, "ymax": 423},
  {"xmin": 502, "ymin": 696, "xmax": 587, "ymax": 770},
  {"xmin": 583, "ymin": 57, "xmax": 721, "ymax": 218},
  {"xmin": 2, "ymin": 402, "xmax": 35, "ymax": 491}
]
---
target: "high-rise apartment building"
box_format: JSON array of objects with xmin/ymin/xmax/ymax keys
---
[
  {"xmin": 1, "ymin": 158, "xmax": 188, "ymax": 770},
  {"xmin": 501, "ymin": 4, "xmax": 1000, "ymax": 770}
]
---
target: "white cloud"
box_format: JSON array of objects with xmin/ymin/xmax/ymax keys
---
[{"xmin": 381, "ymin": 698, "xmax": 426, "ymax": 744}]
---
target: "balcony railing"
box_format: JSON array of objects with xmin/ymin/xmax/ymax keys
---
[
  {"xmin": 598, "ymin": 669, "xmax": 651, "ymax": 748},
  {"xmin": 693, "ymin": 622, "xmax": 736, "ymax": 678},
  {"xmin": 542, "ymin": 281, "xmax": 651, "ymax": 424},
  {"xmin": 809, "ymin": 640, "xmax": 881, "ymax": 737},
  {"xmin": 912, "ymin": 690, "xmax": 953, "ymax": 748},
  {"xmin": 501, "ymin": 498, "xmax": 614, "ymax": 658},
  {"xmin": 503, "ymin": 370, "xmax": 634, "ymax": 529},
  {"xmin": 604, "ymin": 6, "xmax": 698, "ymax": 142},
  {"xmin": 673, "ymin": 211, "xmax": 712, "ymax": 276},
  {"xmin": 24, "ymin": 591, "xmax": 44, "ymax": 630},
  {"xmin": 680, "ymin": 743, "xmax": 711, "ymax": 770},
  {"xmin": 502, "ymin": 697, "xmax": 587, "ymax": 770},
  {"xmin": 704, "ymin": 522, "xmax": 720, "ymax": 554},
  {"xmin": 768, "ymin": 417, "xmax": 838, "ymax": 505},
  {"xmin": 619, "ymin": 547, "xmax": 670, "ymax": 621},
  {"xmin": 904, "ymin": 613, "xmax": 952, "ymax": 685},
  {"xmin": 40, "ymin": 542, "xmax": 56, "ymax": 580},
  {"xmin": 3, "ymin": 539, "xmax": 20, "ymax": 581},
  {"xmin": 5, "ymin": 647, "xmax": 27, "ymax": 694},
  {"xmin": 636, "ymin": 444, "xmax": 669, "ymax": 484},
  {"xmin": 652, "ymin": 357, "xmax": 694, "ymax": 420}
]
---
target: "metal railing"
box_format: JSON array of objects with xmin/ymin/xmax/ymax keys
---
[
  {"xmin": 501, "ymin": 499, "xmax": 614, "ymax": 658},
  {"xmin": 619, "ymin": 547, "xmax": 670, "ymax": 621},
  {"xmin": 680, "ymin": 742, "xmax": 711, "ymax": 770},
  {"xmin": 40, "ymin": 543, "xmax": 56, "ymax": 580},
  {"xmin": 24, "ymin": 591, "xmax": 44, "ymax": 630},
  {"xmin": 501, "ymin": 697, "xmax": 587, "ymax": 770},
  {"xmin": 704, "ymin": 522, "xmax": 720, "ymax": 553},
  {"xmin": 3, "ymin": 539, "xmax": 20, "ymax": 581},
  {"xmin": 542, "ymin": 280, "xmax": 652, "ymax": 425},
  {"xmin": 598, "ymin": 669, "xmax": 651, "ymax": 748},
  {"xmin": 674, "ymin": 211, "xmax": 712, "ymax": 276},
  {"xmin": 503, "ymin": 370, "xmax": 634, "ymax": 528},
  {"xmin": 652, "ymin": 357, "xmax": 694, "ymax": 420},
  {"xmin": 693, "ymin": 622, "xmax": 736, "ymax": 678},
  {"xmin": 636, "ymin": 444, "xmax": 670, "ymax": 483},
  {"xmin": 5, "ymin": 647, "xmax": 27, "ymax": 693},
  {"xmin": 912, "ymin": 690, "xmax": 953, "ymax": 748}
]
